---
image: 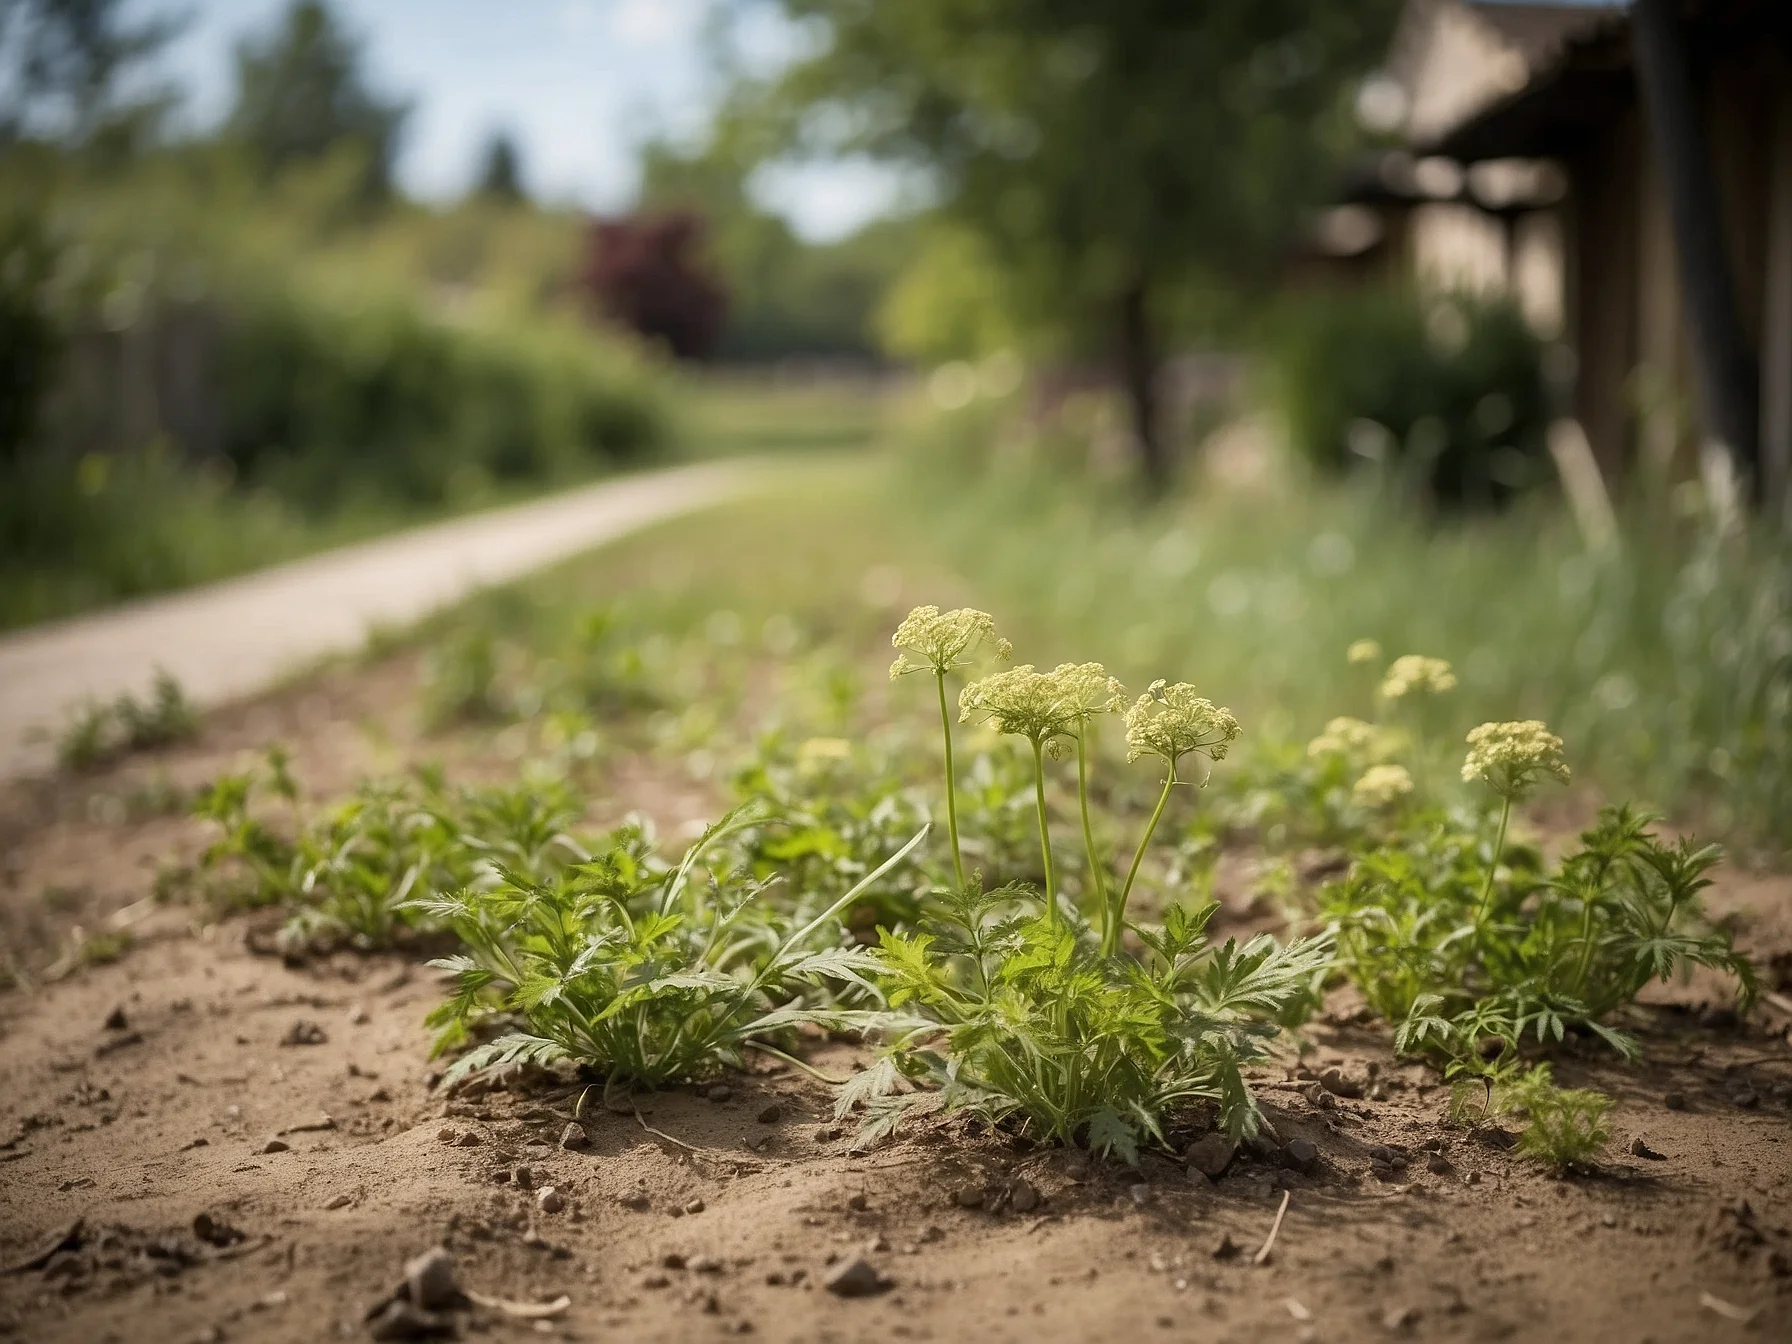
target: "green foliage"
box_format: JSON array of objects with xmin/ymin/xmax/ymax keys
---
[
  {"xmin": 1324, "ymin": 805, "xmax": 1757, "ymax": 1074},
  {"xmin": 225, "ymin": 0, "xmax": 409, "ymax": 196},
  {"xmin": 898, "ymin": 425, "xmax": 1792, "ymax": 847},
  {"xmin": 858, "ymin": 884, "xmax": 1329, "ymax": 1158},
  {"xmin": 1262, "ymin": 287, "xmax": 1552, "ymax": 508},
  {"xmin": 1453, "ymin": 1064, "xmax": 1613, "ymax": 1169},
  {"xmin": 57, "ymin": 668, "xmax": 197, "ymax": 770},
  {"xmin": 417, "ymin": 810, "xmax": 930, "ymax": 1091}
]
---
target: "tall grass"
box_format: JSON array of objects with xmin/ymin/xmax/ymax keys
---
[{"xmin": 896, "ymin": 406, "xmax": 1792, "ymax": 851}]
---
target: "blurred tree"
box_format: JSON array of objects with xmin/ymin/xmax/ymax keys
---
[
  {"xmin": 637, "ymin": 135, "xmax": 913, "ymax": 358},
  {"xmin": 757, "ymin": 0, "xmax": 1398, "ymax": 488},
  {"xmin": 225, "ymin": 0, "xmax": 410, "ymax": 196},
  {"xmin": 0, "ymin": 0, "xmax": 185, "ymax": 147},
  {"xmin": 583, "ymin": 210, "xmax": 729, "ymax": 360},
  {"xmin": 472, "ymin": 128, "xmax": 525, "ymax": 203}
]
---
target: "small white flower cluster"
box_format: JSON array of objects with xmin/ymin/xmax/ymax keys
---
[
  {"xmin": 959, "ymin": 661, "xmax": 1127, "ymax": 752},
  {"xmin": 1379, "ymin": 654, "xmax": 1457, "ymax": 701},
  {"xmin": 890, "ymin": 605, "xmax": 1012, "ymax": 680},
  {"xmin": 1123, "ymin": 680, "xmax": 1241, "ymax": 769},
  {"xmin": 1306, "ymin": 715, "xmax": 1406, "ymax": 764},
  {"xmin": 1462, "ymin": 719, "xmax": 1570, "ymax": 801},
  {"xmin": 1352, "ymin": 763, "xmax": 1415, "ymax": 809}
]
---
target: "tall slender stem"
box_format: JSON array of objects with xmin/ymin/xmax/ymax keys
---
[
  {"xmin": 1031, "ymin": 739, "xmax": 1058, "ymax": 928},
  {"xmin": 936, "ymin": 671, "xmax": 965, "ymax": 890},
  {"xmin": 1114, "ymin": 764, "xmax": 1177, "ymax": 953},
  {"xmin": 1075, "ymin": 730, "xmax": 1108, "ymax": 942},
  {"xmin": 1474, "ymin": 795, "xmax": 1512, "ymax": 925}
]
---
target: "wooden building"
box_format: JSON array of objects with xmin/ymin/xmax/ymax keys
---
[{"xmin": 1360, "ymin": 0, "xmax": 1792, "ymax": 509}]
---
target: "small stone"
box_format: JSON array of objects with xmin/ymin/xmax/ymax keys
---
[
  {"xmin": 1211, "ymin": 1233, "xmax": 1240, "ymax": 1260},
  {"xmin": 813, "ymin": 1125, "xmax": 843, "ymax": 1143},
  {"xmin": 1383, "ymin": 1304, "xmax": 1419, "ymax": 1332},
  {"xmin": 846, "ymin": 1192, "xmax": 869, "ymax": 1212},
  {"xmin": 403, "ymin": 1245, "xmax": 461, "ymax": 1311},
  {"xmin": 952, "ymin": 1183, "xmax": 986, "ymax": 1209},
  {"xmin": 435, "ymin": 1127, "xmax": 460, "ymax": 1145},
  {"xmin": 347, "ymin": 1004, "xmax": 368, "ymax": 1025},
  {"xmin": 864, "ymin": 1235, "xmax": 889, "ymax": 1253},
  {"xmin": 455, "ymin": 1131, "xmax": 482, "ymax": 1148},
  {"xmin": 707, "ymin": 1086, "xmax": 733, "ymax": 1104},
  {"xmin": 1284, "ymin": 1138, "xmax": 1319, "ymax": 1173},
  {"xmin": 513, "ymin": 1164, "xmax": 535, "ymax": 1189},
  {"xmin": 690, "ymin": 1255, "xmax": 723, "ymax": 1275},
  {"xmin": 684, "ymin": 1198, "xmax": 706, "ymax": 1215},
  {"xmin": 1663, "ymin": 1091, "xmax": 1688, "ymax": 1111},
  {"xmin": 103, "ymin": 1006, "xmax": 128, "ymax": 1031},
  {"xmin": 279, "ymin": 1020, "xmax": 327, "ymax": 1047},
  {"xmin": 1008, "ymin": 1178, "xmax": 1040, "ymax": 1214},
  {"xmin": 323, "ymin": 1193, "xmax": 351, "ymax": 1210},
  {"xmin": 1629, "ymin": 1136, "xmax": 1666, "ymax": 1161},
  {"xmin": 642, "ymin": 1273, "xmax": 670, "ymax": 1290},
  {"xmin": 1186, "ymin": 1134, "xmax": 1236, "ymax": 1180},
  {"xmin": 260, "ymin": 1138, "xmax": 290, "ymax": 1154},
  {"xmin": 1128, "ymin": 1184, "xmax": 1151, "ymax": 1207},
  {"xmin": 536, "ymin": 1187, "xmax": 564, "ymax": 1214},
  {"xmin": 192, "ymin": 1213, "xmax": 245, "ymax": 1247},
  {"xmin": 1426, "ymin": 1154, "xmax": 1451, "ymax": 1176},
  {"xmin": 1319, "ymin": 1068, "xmax": 1362, "ymax": 1099},
  {"xmin": 559, "ymin": 1122, "xmax": 588, "ymax": 1150},
  {"xmin": 756, "ymin": 1104, "xmax": 782, "ymax": 1124},
  {"xmin": 823, "ymin": 1256, "xmax": 889, "ymax": 1297},
  {"xmin": 618, "ymin": 1191, "xmax": 650, "ymax": 1211},
  {"xmin": 662, "ymin": 1252, "xmax": 687, "ymax": 1270}
]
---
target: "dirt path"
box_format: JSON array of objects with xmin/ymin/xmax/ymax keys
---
[{"xmin": 0, "ymin": 461, "xmax": 756, "ymax": 782}]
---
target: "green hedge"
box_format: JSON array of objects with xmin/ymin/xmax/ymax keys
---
[{"xmin": 1262, "ymin": 287, "xmax": 1551, "ymax": 509}]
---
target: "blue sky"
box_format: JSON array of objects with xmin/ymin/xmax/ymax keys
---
[{"xmin": 134, "ymin": 0, "xmax": 909, "ymax": 240}]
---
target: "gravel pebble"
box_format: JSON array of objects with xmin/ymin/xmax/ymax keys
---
[
  {"xmin": 823, "ymin": 1256, "xmax": 889, "ymax": 1298},
  {"xmin": 536, "ymin": 1187, "xmax": 564, "ymax": 1214},
  {"xmin": 559, "ymin": 1122, "xmax": 588, "ymax": 1150}
]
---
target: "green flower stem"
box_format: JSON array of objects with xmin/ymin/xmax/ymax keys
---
[
  {"xmin": 936, "ymin": 671, "xmax": 966, "ymax": 890},
  {"xmin": 1114, "ymin": 763, "xmax": 1177, "ymax": 953},
  {"xmin": 1031, "ymin": 739, "xmax": 1059, "ymax": 928},
  {"xmin": 1474, "ymin": 794, "xmax": 1513, "ymax": 926},
  {"xmin": 1075, "ymin": 730, "xmax": 1109, "ymax": 942}
]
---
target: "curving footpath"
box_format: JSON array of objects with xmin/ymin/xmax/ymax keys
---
[{"xmin": 0, "ymin": 460, "xmax": 757, "ymax": 782}]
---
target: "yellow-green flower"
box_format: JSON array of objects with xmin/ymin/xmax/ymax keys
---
[
  {"xmin": 1046, "ymin": 661, "xmax": 1127, "ymax": 723},
  {"xmin": 1379, "ymin": 654, "xmax": 1457, "ymax": 700},
  {"xmin": 889, "ymin": 605, "xmax": 1012, "ymax": 680},
  {"xmin": 1346, "ymin": 639, "xmax": 1383, "ymax": 666},
  {"xmin": 1306, "ymin": 715, "xmax": 1406, "ymax": 764},
  {"xmin": 1123, "ymin": 680, "xmax": 1240, "ymax": 769},
  {"xmin": 959, "ymin": 665, "xmax": 1077, "ymax": 748},
  {"xmin": 1461, "ymin": 720, "xmax": 1570, "ymax": 800},
  {"xmin": 1352, "ymin": 763, "xmax": 1414, "ymax": 809}
]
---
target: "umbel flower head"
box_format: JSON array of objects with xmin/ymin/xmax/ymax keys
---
[
  {"xmin": 890, "ymin": 605, "xmax": 1012, "ymax": 680},
  {"xmin": 959, "ymin": 664, "xmax": 1078, "ymax": 749},
  {"xmin": 1346, "ymin": 639, "xmax": 1383, "ymax": 666},
  {"xmin": 1045, "ymin": 661, "xmax": 1127, "ymax": 722},
  {"xmin": 1124, "ymin": 680, "xmax": 1241, "ymax": 770},
  {"xmin": 1462, "ymin": 720, "xmax": 1571, "ymax": 801},
  {"xmin": 1352, "ymin": 763, "xmax": 1415, "ymax": 809},
  {"xmin": 1307, "ymin": 715, "xmax": 1406, "ymax": 764},
  {"xmin": 1379, "ymin": 654, "xmax": 1458, "ymax": 700}
]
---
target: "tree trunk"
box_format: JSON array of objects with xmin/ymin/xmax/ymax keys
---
[
  {"xmin": 1631, "ymin": 0, "xmax": 1760, "ymax": 493},
  {"xmin": 1118, "ymin": 279, "xmax": 1167, "ymax": 494}
]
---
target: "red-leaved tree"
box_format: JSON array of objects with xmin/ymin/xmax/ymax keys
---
[{"xmin": 582, "ymin": 211, "xmax": 728, "ymax": 360}]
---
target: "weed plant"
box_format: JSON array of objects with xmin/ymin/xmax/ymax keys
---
[
  {"xmin": 1450, "ymin": 1064, "xmax": 1612, "ymax": 1169},
  {"xmin": 852, "ymin": 607, "xmax": 1328, "ymax": 1157},
  {"xmin": 417, "ymin": 809, "xmax": 931, "ymax": 1091},
  {"xmin": 58, "ymin": 669, "xmax": 198, "ymax": 770}
]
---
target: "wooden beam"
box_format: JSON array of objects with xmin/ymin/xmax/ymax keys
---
[{"xmin": 1631, "ymin": 0, "xmax": 1760, "ymax": 494}]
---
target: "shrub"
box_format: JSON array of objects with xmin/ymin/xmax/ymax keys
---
[{"xmin": 1261, "ymin": 286, "xmax": 1550, "ymax": 508}]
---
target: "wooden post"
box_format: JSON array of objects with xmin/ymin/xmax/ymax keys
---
[{"xmin": 1631, "ymin": 0, "xmax": 1760, "ymax": 494}]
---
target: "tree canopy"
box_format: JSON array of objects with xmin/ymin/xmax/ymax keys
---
[
  {"xmin": 753, "ymin": 0, "xmax": 1399, "ymax": 483},
  {"xmin": 225, "ymin": 0, "xmax": 409, "ymax": 195}
]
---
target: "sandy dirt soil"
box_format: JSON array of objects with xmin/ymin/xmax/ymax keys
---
[{"xmin": 2, "ymin": 659, "xmax": 1790, "ymax": 1344}]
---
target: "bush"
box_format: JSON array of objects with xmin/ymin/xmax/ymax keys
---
[
  {"xmin": 1262, "ymin": 287, "xmax": 1551, "ymax": 508},
  {"xmin": 219, "ymin": 283, "xmax": 665, "ymax": 512}
]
